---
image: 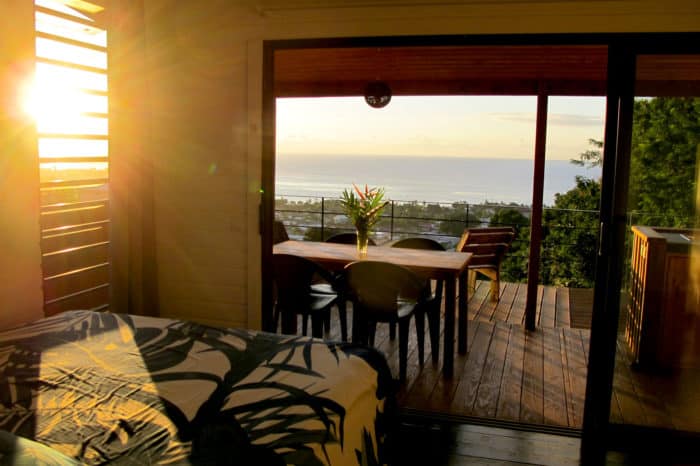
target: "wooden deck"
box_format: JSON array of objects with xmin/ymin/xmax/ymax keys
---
[{"xmin": 303, "ymin": 280, "xmax": 699, "ymax": 432}]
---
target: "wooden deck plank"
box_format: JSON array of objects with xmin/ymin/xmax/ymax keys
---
[
  {"xmin": 492, "ymin": 281, "xmax": 518, "ymax": 323},
  {"xmin": 540, "ymin": 286, "xmax": 557, "ymax": 328},
  {"xmin": 543, "ymin": 327, "xmax": 569, "ymax": 426},
  {"xmin": 400, "ymin": 313, "xmax": 444, "ymax": 409},
  {"xmin": 563, "ymin": 328, "xmax": 588, "ymax": 428},
  {"xmin": 291, "ymin": 281, "xmax": 695, "ymax": 433},
  {"xmin": 496, "ymin": 324, "xmax": 525, "ymax": 422},
  {"xmin": 476, "ymin": 286, "xmax": 500, "ymax": 323},
  {"xmin": 451, "ymin": 321, "xmax": 494, "ymax": 414},
  {"xmin": 472, "ymin": 321, "xmax": 510, "ymax": 418},
  {"xmin": 555, "ymin": 287, "xmax": 570, "ymax": 328},
  {"xmin": 534, "ymin": 284, "xmax": 545, "ymax": 326},
  {"xmin": 507, "ymin": 282, "xmax": 528, "ymax": 325},
  {"xmin": 469, "ymin": 280, "xmax": 490, "ymax": 321},
  {"xmin": 520, "ymin": 328, "xmax": 544, "ymax": 424},
  {"xmin": 612, "ymin": 339, "xmax": 674, "ymax": 428},
  {"xmin": 425, "ymin": 321, "xmax": 479, "ymax": 412}
]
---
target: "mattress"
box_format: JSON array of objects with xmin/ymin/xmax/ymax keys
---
[{"xmin": 0, "ymin": 310, "xmax": 394, "ymax": 465}]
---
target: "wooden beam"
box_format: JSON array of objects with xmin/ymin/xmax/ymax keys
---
[{"xmin": 525, "ymin": 94, "xmax": 548, "ymax": 331}]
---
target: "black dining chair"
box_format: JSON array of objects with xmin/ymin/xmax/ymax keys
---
[
  {"xmin": 273, "ymin": 220, "xmax": 289, "ymax": 244},
  {"xmin": 316, "ymin": 232, "xmax": 377, "ymax": 339},
  {"xmin": 325, "ymin": 232, "xmax": 377, "ymax": 246},
  {"xmin": 344, "ymin": 260, "xmax": 426, "ymax": 382},
  {"xmin": 272, "ymin": 253, "xmax": 346, "ymax": 339},
  {"xmin": 391, "ymin": 237, "xmax": 444, "ymax": 364}
]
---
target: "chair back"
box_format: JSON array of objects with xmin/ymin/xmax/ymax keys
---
[
  {"xmin": 272, "ymin": 254, "xmax": 320, "ymax": 305},
  {"xmin": 456, "ymin": 227, "xmax": 515, "ymax": 269},
  {"xmin": 391, "ymin": 237, "xmax": 445, "ymax": 251},
  {"xmin": 345, "ymin": 261, "xmax": 423, "ymax": 316},
  {"xmin": 325, "ymin": 232, "xmax": 376, "ymax": 246},
  {"xmin": 273, "ymin": 220, "xmax": 289, "ymax": 244},
  {"xmin": 391, "ymin": 237, "xmax": 445, "ymax": 299}
]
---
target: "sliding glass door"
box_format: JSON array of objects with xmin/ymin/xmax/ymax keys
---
[{"xmin": 611, "ymin": 54, "xmax": 700, "ymax": 428}]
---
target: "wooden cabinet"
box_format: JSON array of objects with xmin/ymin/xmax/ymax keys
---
[{"xmin": 626, "ymin": 226, "xmax": 700, "ymax": 369}]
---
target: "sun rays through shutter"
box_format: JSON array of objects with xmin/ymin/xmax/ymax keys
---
[{"xmin": 33, "ymin": 0, "xmax": 109, "ymax": 316}]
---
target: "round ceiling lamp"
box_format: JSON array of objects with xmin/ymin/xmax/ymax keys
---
[{"xmin": 364, "ymin": 81, "xmax": 392, "ymax": 109}]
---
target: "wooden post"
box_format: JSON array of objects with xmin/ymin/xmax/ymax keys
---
[{"xmin": 525, "ymin": 94, "xmax": 548, "ymax": 331}]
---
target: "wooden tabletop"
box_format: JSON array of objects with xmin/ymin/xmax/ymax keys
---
[{"xmin": 273, "ymin": 240, "xmax": 471, "ymax": 278}]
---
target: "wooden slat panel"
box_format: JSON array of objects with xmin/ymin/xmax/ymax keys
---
[
  {"xmin": 41, "ymin": 185, "xmax": 108, "ymax": 205},
  {"xmin": 43, "ymin": 264, "xmax": 109, "ymax": 301},
  {"xmin": 44, "ymin": 284, "xmax": 109, "ymax": 317},
  {"xmin": 41, "ymin": 223, "xmax": 108, "ymax": 252},
  {"xmin": 42, "ymin": 242, "xmax": 109, "ymax": 277},
  {"xmin": 40, "ymin": 202, "xmax": 109, "ymax": 229}
]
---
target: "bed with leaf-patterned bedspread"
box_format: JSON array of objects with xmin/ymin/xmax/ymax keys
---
[{"xmin": 0, "ymin": 310, "xmax": 395, "ymax": 465}]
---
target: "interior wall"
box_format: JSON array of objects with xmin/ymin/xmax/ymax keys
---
[
  {"xmin": 137, "ymin": 0, "xmax": 700, "ymax": 329},
  {"xmin": 0, "ymin": 0, "xmax": 44, "ymax": 330}
]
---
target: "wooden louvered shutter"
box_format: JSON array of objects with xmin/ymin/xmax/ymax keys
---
[{"xmin": 33, "ymin": 0, "xmax": 110, "ymax": 316}]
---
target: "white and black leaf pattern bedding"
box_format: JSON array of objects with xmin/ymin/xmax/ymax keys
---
[{"xmin": 0, "ymin": 311, "xmax": 395, "ymax": 465}]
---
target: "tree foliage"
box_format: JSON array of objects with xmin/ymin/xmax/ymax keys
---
[
  {"xmin": 489, "ymin": 208, "xmax": 530, "ymax": 283},
  {"xmin": 628, "ymin": 97, "xmax": 700, "ymax": 227},
  {"xmin": 542, "ymin": 177, "xmax": 601, "ymax": 287}
]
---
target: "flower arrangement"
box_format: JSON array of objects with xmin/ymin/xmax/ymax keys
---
[{"xmin": 340, "ymin": 184, "xmax": 389, "ymax": 255}]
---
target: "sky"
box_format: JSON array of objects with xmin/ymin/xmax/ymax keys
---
[{"xmin": 276, "ymin": 95, "xmax": 606, "ymax": 160}]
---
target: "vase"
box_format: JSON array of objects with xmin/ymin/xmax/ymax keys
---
[{"xmin": 356, "ymin": 228, "xmax": 369, "ymax": 257}]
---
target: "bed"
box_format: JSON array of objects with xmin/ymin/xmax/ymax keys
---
[{"xmin": 0, "ymin": 310, "xmax": 395, "ymax": 465}]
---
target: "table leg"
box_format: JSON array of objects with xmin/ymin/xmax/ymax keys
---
[
  {"xmin": 458, "ymin": 272, "xmax": 468, "ymax": 354},
  {"xmin": 443, "ymin": 277, "xmax": 455, "ymax": 378}
]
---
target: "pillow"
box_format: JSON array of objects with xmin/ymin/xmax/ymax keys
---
[{"xmin": 0, "ymin": 430, "xmax": 79, "ymax": 465}]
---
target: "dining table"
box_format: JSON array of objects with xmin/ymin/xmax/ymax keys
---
[{"xmin": 273, "ymin": 240, "xmax": 472, "ymax": 378}]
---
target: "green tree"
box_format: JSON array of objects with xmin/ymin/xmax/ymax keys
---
[
  {"xmin": 438, "ymin": 202, "xmax": 480, "ymax": 237},
  {"xmin": 489, "ymin": 208, "xmax": 530, "ymax": 283},
  {"xmin": 542, "ymin": 177, "xmax": 601, "ymax": 287},
  {"xmin": 629, "ymin": 97, "xmax": 700, "ymax": 227}
]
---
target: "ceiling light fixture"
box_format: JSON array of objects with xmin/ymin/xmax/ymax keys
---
[{"xmin": 364, "ymin": 81, "xmax": 392, "ymax": 109}]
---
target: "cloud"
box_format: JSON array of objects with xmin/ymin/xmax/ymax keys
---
[
  {"xmin": 491, "ymin": 112, "xmax": 602, "ymax": 127},
  {"xmin": 548, "ymin": 113, "xmax": 603, "ymax": 127}
]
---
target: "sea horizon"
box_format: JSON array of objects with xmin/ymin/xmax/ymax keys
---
[{"xmin": 275, "ymin": 154, "xmax": 601, "ymax": 207}]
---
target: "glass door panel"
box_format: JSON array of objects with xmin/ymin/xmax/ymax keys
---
[{"xmin": 610, "ymin": 54, "xmax": 700, "ymax": 434}]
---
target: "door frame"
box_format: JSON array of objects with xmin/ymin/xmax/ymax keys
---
[{"xmin": 260, "ymin": 32, "xmax": 700, "ymax": 463}]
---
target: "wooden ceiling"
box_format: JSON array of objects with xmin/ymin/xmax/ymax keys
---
[{"xmin": 274, "ymin": 45, "xmax": 700, "ymax": 97}]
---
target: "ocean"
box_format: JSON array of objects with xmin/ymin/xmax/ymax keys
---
[{"xmin": 275, "ymin": 155, "xmax": 601, "ymax": 206}]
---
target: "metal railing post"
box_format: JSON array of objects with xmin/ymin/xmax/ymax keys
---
[
  {"xmin": 321, "ymin": 197, "xmax": 325, "ymax": 240},
  {"xmin": 390, "ymin": 200, "xmax": 395, "ymax": 240}
]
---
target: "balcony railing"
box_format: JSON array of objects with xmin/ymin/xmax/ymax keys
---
[
  {"xmin": 275, "ymin": 194, "xmax": 601, "ymax": 284},
  {"xmin": 275, "ymin": 194, "xmax": 697, "ymax": 288}
]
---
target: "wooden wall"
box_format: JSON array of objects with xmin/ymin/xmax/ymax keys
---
[
  {"xmin": 0, "ymin": 0, "xmax": 44, "ymax": 330},
  {"xmin": 126, "ymin": 0, "xmax": 700, "ymax": 329}
]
